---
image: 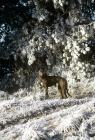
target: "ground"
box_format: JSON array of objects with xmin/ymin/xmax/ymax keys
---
[{"xmin": 0, "ymin": 90, "xmax": 95, "ymax": 140}]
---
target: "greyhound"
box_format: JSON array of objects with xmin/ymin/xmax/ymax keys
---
[{"xmin": 38, "ymin": 69, "xmax": 71, "ymax": 99}]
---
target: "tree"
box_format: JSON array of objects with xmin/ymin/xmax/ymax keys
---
[{"xmin": 0, "ymin": 0, "xmax": 95, "ymax": 95}]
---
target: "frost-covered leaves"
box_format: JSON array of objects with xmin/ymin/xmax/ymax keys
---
[{"xmin": 0, "ymin": 0, "xmax": 95, "ymax": 96}]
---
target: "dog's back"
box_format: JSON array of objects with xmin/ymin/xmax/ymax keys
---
[{"xmin": 41, "ymin": 74, "xmax": 66, "ymax": 87}]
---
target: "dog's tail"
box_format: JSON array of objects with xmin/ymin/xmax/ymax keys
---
[
  {"xmin": 67, "ymin": 88, "xmax": 72, "ymax": 97},
  {"xmin": 66, "ymin": 80, "xmax": 72, "ymax": 97}
]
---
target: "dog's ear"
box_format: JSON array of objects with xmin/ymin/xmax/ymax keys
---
[
  {"xmin": 38, "ymin": 68, "xmax": 40, "ymax": 72},
  {"xmin": 38, "ymin": 67, "xmax": 41, "ymax": 72},
  {"xmin": 38, "ymin": 68, "xmax": 44, "ymax": 72}
]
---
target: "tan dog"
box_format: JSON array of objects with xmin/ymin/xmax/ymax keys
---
[{"xmin": 38, "ymin": 69, "xmax": 71, "ymax": 99}]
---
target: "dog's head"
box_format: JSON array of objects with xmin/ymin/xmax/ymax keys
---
[{"xmin": 38, "ymin": 69, "xmax": 44, "ymax": 77}]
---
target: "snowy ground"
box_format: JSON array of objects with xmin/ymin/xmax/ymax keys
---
[{"xmin": 0, "ymin": 91, "xmax": 95, "ymax": 140}]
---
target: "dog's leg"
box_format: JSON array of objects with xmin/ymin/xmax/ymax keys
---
[
  {"xmin": 44, "ymin": 87, "xmax": 49, "ymax": 99},
  {"xmin": 58, "ymin": 84, "xmax": 65, "ymax": 99},
  {"xmin": 58, "ymin": 84, "xmax": 62, "ymax": 98},
  {"xmin": 62, "ymin": 88, "xmax": 67, "ymax": 98},
  {"xmin": 61, "ymin": 82, "xmax": 67, "ymax": 98},
  {"xmin": 64, "ymin": 87, "xmax": 68, "ymax": 98}
]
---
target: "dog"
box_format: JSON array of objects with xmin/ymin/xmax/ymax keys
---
[{"xmin": 38, "ymin": 69, "xmax": 71, "ymax": 99}]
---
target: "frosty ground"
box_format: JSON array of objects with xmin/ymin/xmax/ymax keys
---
[{"xmin": 0, "ymin": 90, "xmax": 95, "ymax": 140}]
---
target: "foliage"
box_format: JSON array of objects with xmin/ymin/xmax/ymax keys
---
[{"xmin": 0, "ymin": 0, "xmax": 95, "ymax": 94}]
